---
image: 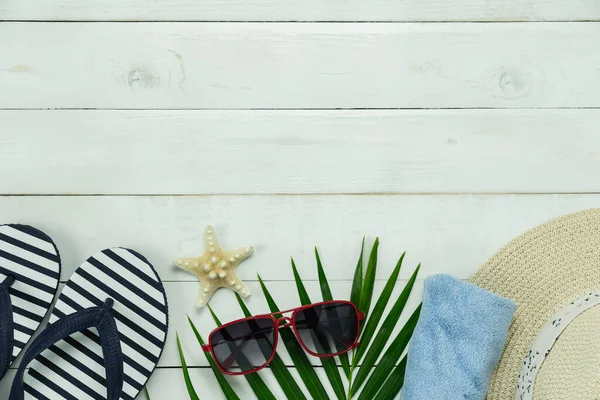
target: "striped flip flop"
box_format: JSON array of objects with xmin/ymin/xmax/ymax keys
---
[
  {"xmin": 0, "ymin": 224, "xmax": 61, "ymax": 379},
  {"xmin": 9, "ymin": 248, "xmax": 169, "ymax": 400}
]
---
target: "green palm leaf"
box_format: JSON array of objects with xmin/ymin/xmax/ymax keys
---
[
  {"xmin": 359, "ymin": 238, "xmax": 379, "ymax": 315},
  {"xmin": 350, "ymin": 265, "xmax": 420, "ymax": 395},
  {"xmin": 206, "ymin": 304, "xmax": 222, "ymax": 325},
  {"xmin": 176, "ymin": 333, "xmax": 200, "ymax": 400},
  {"xmin": 291, "ymin": 259, "xmax": 346, "ymax": 400},
  {"xmin": 353, "ymin": 305, "xmax": 421, "ymax": 398},
  {"xmin": 234, "ymin": 293, "xmax": 307, "ymax": 400},
  {"xmin": 315, "ymin": 247, "xmax": 351, "ymax": 377},
  {"xmin": 315, "ymin": 248, "xmax": 333, "ymax": 300},
  {"xmin": 291, "ymin": 258, "xmax": 311, "ymax": 305},
  {"xmin": 186, "ymin": 316, "xmax": 241, "ymax": 400},
  {"xmin": 354, "ymin": 254, "xmax": 410, "ymax": 364},
  {"xmin": 258, "ymin": 275, "xmax": 331, "ymax": 400},
  {"xmin": 349, "ymin": 238, "xmax": 365, "ymax": 312},
  {"xmin": 372, "ymin": 357, "xmax": 408, "ymax": 400}
]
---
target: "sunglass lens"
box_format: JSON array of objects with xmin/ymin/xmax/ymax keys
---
[
  {"xmin": 210, "ymin": 317, "xmax": 276, "ymax": 373},
  {"xmin": 292, "ymin": 302, "xmax": 359, "ymax": 356}
]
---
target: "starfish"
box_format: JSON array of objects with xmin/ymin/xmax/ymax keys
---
[{"xmin": 175, "ymin": 226, "xmax": 253, "ymax": 308}]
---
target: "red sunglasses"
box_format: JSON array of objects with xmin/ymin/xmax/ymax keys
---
[{"xmin": 202, "ymin": 300, "xmax": 364, "ymax": 375}]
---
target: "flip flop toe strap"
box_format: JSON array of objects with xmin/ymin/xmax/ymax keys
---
[
  {"xmin": 9, "ymin": 298, "xmax": 124, "ymax": 400},
  {"xmin": 0, "ymin": 275, "xmax": 15, "ymax": 379}
]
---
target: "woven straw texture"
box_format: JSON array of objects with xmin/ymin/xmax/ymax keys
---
[
  {"xmin": 533, "ymin": 306, "xmax": 600, "ymax": 399},
  {"xmin": 469, "ymin": 208, "xmax": 600, "ymax": 400}
]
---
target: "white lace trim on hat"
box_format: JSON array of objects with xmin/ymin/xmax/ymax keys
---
[{"xmin": 516, "ymin": 292, "xmax": 600, "ymax": 400}]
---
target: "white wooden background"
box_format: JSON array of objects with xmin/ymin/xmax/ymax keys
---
[{"xmin": 1, "ymin": 1, "xmax": 600, "ymax": 399}]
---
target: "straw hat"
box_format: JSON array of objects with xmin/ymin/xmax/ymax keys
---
[{"xmin": 469, "ymin": 208, "xmax": 600, "ymax": 399}]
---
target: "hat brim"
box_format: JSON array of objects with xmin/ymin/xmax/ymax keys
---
[{"xmin": 469, "ymin": 208, "xmax": 600, "ymax": 399}]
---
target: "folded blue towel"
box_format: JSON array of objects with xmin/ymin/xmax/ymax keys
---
[{"xmin": 400, "ymin": 274, "xmax": 516, "ymax": 400}]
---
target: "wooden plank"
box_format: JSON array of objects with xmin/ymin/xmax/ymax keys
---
[
  {"xmin": 3, "ymin": 109, "xmax": 600, "ymax": 194},
  {"xmin": 0, "ymin": 368, "xmax": 253, "ymax": 399},
  {"xmin": 1, "ymin": 0, "xmax": 598, "ymax": 22},
  {"xmin": 141, "ymin": 366, "xmax": 392, "ymax": 400},
  {"xmin": 2, "ymin": 368, "xmax": 259, "ymax": 399},
  {"xmin": 3, "ymin": 365, "xmax": 368, "ymax": 399},
  {"xmin": 0, "ymin": 194, "xmax": 598, "ymax": 282},
  {"xmin": 140, "ymin": 366, "xmax": 279, "ymax": 400},
  {"xmin": 1, "ymin": 23, "xmax": 599, "ymax": 109}
]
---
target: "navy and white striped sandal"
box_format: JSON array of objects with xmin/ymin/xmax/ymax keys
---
[
  {"xmin": 0, "ymin": 224, "xmax": 62, "ymax": 380},
  {"xmin": 9, "ymin": 248, "xmax": 169, "ymax": 400}
]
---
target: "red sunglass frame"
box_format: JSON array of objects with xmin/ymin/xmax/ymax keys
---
[{"xmin": 202, "ymin": 300, "xmax": 365, "ymax": 375}]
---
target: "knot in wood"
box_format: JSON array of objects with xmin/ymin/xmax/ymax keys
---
[
  {"xmin": 127, "ymin": 67, "xmax": 159, "ymax": 90},
  {"xmin": 494, "ymin": 67, "xmax": 532, "ymax": 100}
]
